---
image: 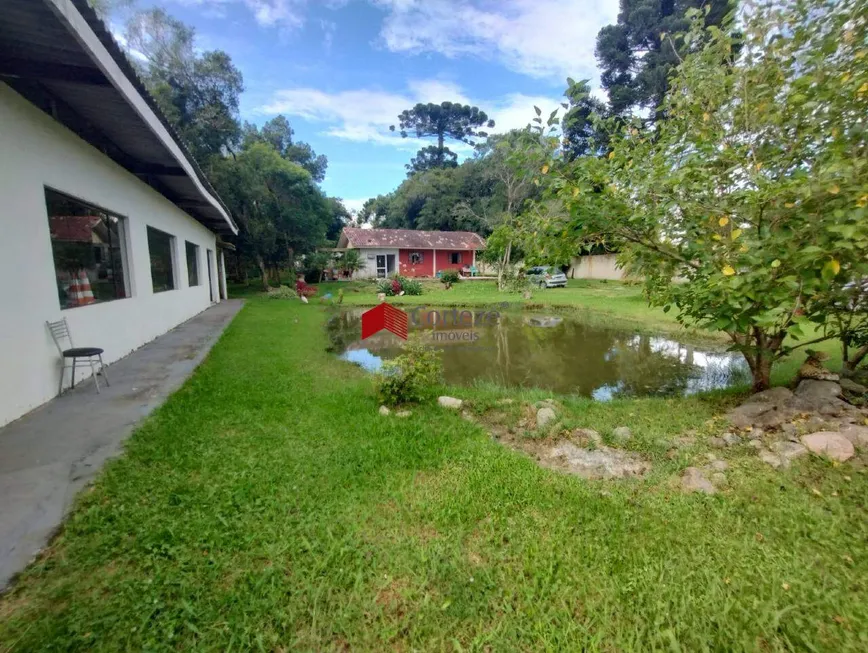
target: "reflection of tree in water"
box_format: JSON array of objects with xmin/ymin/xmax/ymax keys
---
[{"xmin": 325, "ymin": 309, "xmax": 744, "ymax": 398}]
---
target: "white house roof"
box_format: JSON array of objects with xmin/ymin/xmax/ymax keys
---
[
  {"xmin": 0, "ymin": 0, "xmax": 237, "ymax": 235},
  {"xmin": 339, "ymin": 228, "xmax": 485, "ymax": 250}
]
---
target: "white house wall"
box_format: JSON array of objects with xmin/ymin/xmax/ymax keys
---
[
  {"xmin": 353, "ymin": 248, "xmax": 400, "ymax": 279},
  {"xmin": 0, "ymin": 83, "xmax": 221, "ymax": 427}
]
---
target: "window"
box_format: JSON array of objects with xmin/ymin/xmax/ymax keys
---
[
  {"xmin": 450, "ymin": 252, "xmax": 463, "ymax": 265},
  {"xmin": 45, "ymin": 188, "xmax": 129, "ymax": 310},
  {"xmin": 147, "ymin": 226, "xmax": 176, "ymax": 292},
  {"xmin": 409, "ymin": 251, "xmax": 423, "ymax": 264},
  {"xmin": 185, "ymin": 241, "xmax": 200, "ymax": 286}
]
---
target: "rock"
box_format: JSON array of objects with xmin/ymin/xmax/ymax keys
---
[
  {"xmin": 752, "ymin": 387, "xmax": 794, "ymax": 404},
  {"xmin": 747, "ymin": 440, "xmax": 764, "ymax": 449},
  {"xmin": 710, "ymin": 472, "xmax": 728, "ymax": 486},
  {"xmin": 709, "ymin": 459, "xmax": 729, "ymax": 472},
  {"xmin": 536, "ymin": 406, "xmax": 557, "ymax": 429},
  {"xmin": 759, "ymin": 449, "xmax": 784, "ymax": 468},
  {"xmin": 496, "ymin": 398, "xmax": 515, "ymax": 405},
  {"xmin": 612, "ymin": 426, "xmax": 632, "ymax": 443},
  {"xmin": 377, "ymin": 293, "xmax": 386, "ymax": 302},
  {"xmin": 727, "ymin": 402, "xmax": 775, "ymax": 429},
  {"xmin": 438, "ymin": 396, "xmax": 464, "ymax": 410},
  {"xmin": 378, "ymin": 405, "xmax": 391, "ymax": 416},
  {"xmin": 395, "ymin": 410, "xmax": 412, "ymax": 418},
  {"xmin": 769, "ymin": 440, "xmax": 808, "ymax": 462},
  {"xmin": 839, "ymin": 424, "xmax": 868, "ymax": 449},
  {"xmin": 547, "ymin": 442, "xmax": 650, "ymax": 479},
  {"xmin": 794, "ymin": 379, "xmax": 842, "ymax": 401},
  {"xmin": 722, "ymin": 432, "xmax": 743, "ymax": 446},
  {"xmin": 673, "ymin": 436, "xmax": 696, "ymax": 448},
  {"xmin": 747, "ymin": 428, "xmax": 764, "ymax": 440},
  {"xmin": 781, "ymin": 422, "xmax": 798, "ymax": 437},
  {"xmin": 572, "ymin": 428, "xmax": 603, "ymax": 446},
  {"xmin": 461, "ymin": 410, "xmax": 476, "ymax": 422},
  {"xmin": 709, "ymin": 437, "xmax": 728, "ymax": 449},
  {"xmin": 681, "ymin": 467, "xmax": 717, "ymax": 494},
  {"xmin": 840, "ymin": 378, "xmax": 867, "ymax": 394},
  {"xmin": 801, "ymin": 431, "xmax": 856, "ymax": 462}
]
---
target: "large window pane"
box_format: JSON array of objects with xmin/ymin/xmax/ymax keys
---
[
  {"xmin": 147, "ymin": 226, "xmax": 176, "ymax": 292},
  {"xmin": 186, "ymin": 241, "xmax": 200, "ymax": 286},
  {"xmin": 45, "ymin": 188, "xmax": 128, "ymax": 310}
]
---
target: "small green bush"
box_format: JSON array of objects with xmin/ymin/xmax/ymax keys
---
[
  {"xmin": 266, "ymin": 285, "xmax": 297, "ymax": 299},
  {"xmin": 440, "ymin": 269, "xmax": 461, "ymax": 288},
  {"xmin": 402, "ymin": 278, "xmax": 423, "ymax": 295},
  {"xmin": 376, "ymin": 275, "xmax": 423, "ymax": 296},
  {"xmin": 375, "ymin": 338, "xmax": 442, "ymax": 406}
]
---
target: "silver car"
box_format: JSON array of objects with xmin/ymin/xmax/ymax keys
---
[{"xmin": 527, "ymin": 265, "xmax": 567, "ymax": 289}]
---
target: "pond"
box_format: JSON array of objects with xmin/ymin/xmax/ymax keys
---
[{"xmin": 326, "ymin": 307, "xmax": 750, "ymax": 400}]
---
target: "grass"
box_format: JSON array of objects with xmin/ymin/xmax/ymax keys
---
[{"xmin": 1, "ymin": 296, "xmax": 866, "ymax": 651}]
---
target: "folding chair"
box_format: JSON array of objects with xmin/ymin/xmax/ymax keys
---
[{"xmin": 46, "ymin": 318, "xmax": 110, "ymax": 394}]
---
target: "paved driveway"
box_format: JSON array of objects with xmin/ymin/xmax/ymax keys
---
[{"xmin": 0, "ymin": 300, "xmax": 243, "ymax": 589}]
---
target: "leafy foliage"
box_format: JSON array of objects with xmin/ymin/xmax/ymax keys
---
[
  {"xmin": 375, "ymin": 338, "xmax": 442, "ymax": 406},
  {"xmin": 241, "ymin": 116, "xmax": 328, "ymax": 183},
  {"xmin": 595, "ymin": 0, "xmax": 736, "ymax": 116},
  {"xmin": 541, "ymin": 0, "xmax": 868, "ymax": 390},
  {"xmin": 439, "ymin": 269, "xmax": 461, "ymax": 289},
  {"xmin": 561, "ymin": 78, "xmax": 608, "ymax": 160},
  {"xmin": 376, "ymin": 275, "xmax": 423, "ymax": 296}
]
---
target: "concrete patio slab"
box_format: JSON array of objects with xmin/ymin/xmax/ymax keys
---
[{"xmin": 0, "ymin": 299, "xmax": 244, "ymax": 590}]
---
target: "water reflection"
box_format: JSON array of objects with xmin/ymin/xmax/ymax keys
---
[{"xmin": 326, "ymin": 308, "xmax": 749, "ymax": 399}]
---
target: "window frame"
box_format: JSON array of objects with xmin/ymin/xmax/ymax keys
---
[
  {"xmin": 146, "ymin": 226, "xmax": 178, "ymax": 293},
  {"xmin": 44, "ymin": 186, "xmax": 131, "ymax": 310},
  {"xmin": 185, "ymin": 241, "xmax": 200, "ymax": 287},
  {"xmin": 409, "ymin": 251, "xmax": 424, "ymax": 265},
  {"xmin": 450, "ymin": 252, "xmax": 463, "ymax": 265}
]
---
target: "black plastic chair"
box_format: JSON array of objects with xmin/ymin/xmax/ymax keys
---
[{"xmin": 46, "ymin": 318, "xmax": 110, "ymax": 394}]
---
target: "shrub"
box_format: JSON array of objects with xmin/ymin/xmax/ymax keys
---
[
  {"xmin": 402, "ymin": 279, "xmax": 423, "ymax": 295},
  {"xmin": 266, "ymin": 285, "xmax": 297, "ymax": 299},
  {"xmin": 375, "ymin": 338, "xmax": 442, "ymax": 406},
  {"xmin": 440, "ymin": 269, "xmax": 461, "ymax": 289},
  {"xmin": 376, "ymin": 275, "xmax": 424, "ymax": 296}
]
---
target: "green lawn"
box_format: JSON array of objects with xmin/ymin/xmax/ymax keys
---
[{"xmin": 1, "ymin": 296, "xmax": 865, "ymax": 651}]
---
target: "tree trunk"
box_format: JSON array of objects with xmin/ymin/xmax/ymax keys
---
[
  {"xmin": 497, "ymin": 239, "xmax": 512, "ymax": 291},
  {"xmin": 750, "ymin": 355, "xmax": 772, "ymax": 392},
  {"xmin": 256, "ymin": 256, "xmax": 269, "ymax": 291},
  {"xmin": 844, "ymin": 343, "xmax": 868, "ymax": 371}
]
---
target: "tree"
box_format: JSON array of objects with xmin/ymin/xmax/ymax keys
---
[
  {"xmin": 324, "ymin": 197, "xmax": 351, "ymax": 242},
  {"xmin": 210, "ymin": 143, "xmax": 332, "ymax": 289},
  {"xmin": 541, "ymin": 0, "xmax": 868, "ymax": 391},
  {"xmin": 242, "ymin": 116, "xmax": 328, "ymax": 182},
  {"xmin": 390, "ymin": 102, "xmax": 494, "ymax": 170},
  {"xmin": 561, "ymin": 78, "xmax": 608, "ymax": 161},
  {"xmin": 125, "ymin": 8, "xmax": 243, "ymax": 163},
  {"xmin": 596, "ymin": 0, "xmax": 736, "ymax": 117}
]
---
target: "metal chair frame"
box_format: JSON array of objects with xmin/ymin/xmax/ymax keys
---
[{"xmin": 46, "ymin": 318, "xmax": 110, "ymax": 395}]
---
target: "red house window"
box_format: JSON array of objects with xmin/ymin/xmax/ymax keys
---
[
  {"xmin": 450, "ymin": 252, "xmax": 462, "ymax": 264},
  {"xmin": 409, "ymin": 252, "xmax": 423, "ymax": 264}
]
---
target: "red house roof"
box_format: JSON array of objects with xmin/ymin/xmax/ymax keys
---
[{"xmin": 340, "ymin": 228, "xmax": 484, "ymax": 250}]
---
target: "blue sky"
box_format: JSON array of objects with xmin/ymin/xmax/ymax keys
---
[{"xmin": 118, "ymin": 1, "xmax": 618, "ymax": 213}]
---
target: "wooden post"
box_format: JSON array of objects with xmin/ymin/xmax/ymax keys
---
[{"xmin": 432, "ymin": 249, "xmax": 437, "ymax": 277}]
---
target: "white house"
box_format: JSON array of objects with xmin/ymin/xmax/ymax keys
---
[{"xmin": 0, "ymin": 0, "xmax": 238, "ymax": 427}]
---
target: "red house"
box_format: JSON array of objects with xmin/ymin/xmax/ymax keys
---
[{"xmin": 337, "ymin": 228, "xmax": 485, "ymax": 279}]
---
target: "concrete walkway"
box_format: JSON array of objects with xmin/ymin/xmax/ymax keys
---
[{"xmin": 0, "ymin": 300, "xmax": 244, "ymax": 589}]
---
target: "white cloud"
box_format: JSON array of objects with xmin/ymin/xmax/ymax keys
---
[
  {"xmin": 372, "ymin": 0, "xmax": 619, "ymax": 82},
  {"xmin": 341, "ymin": 198, "xmax": 369, "ymax": 213},
  {"xmin": 171, "ymin": 0, "xmax": 306, "ymax": 29},
  {"xmin": 259, "ymin": 80, "xmax": 566, "ymax": 147}
]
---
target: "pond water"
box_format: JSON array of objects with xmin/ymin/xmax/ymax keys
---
[{"xmin": 326, "ymin": 307, "xmax": 749, "ymax": 400}]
